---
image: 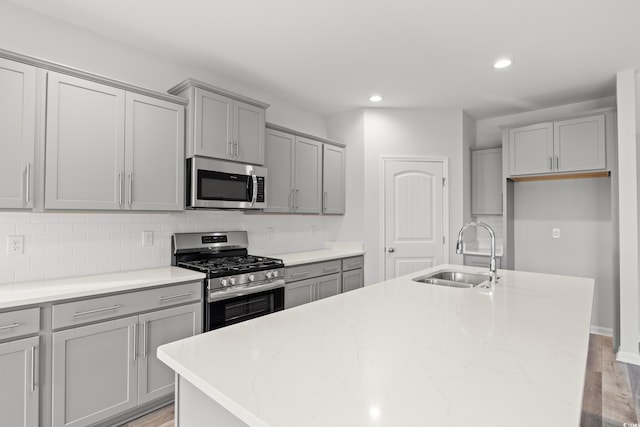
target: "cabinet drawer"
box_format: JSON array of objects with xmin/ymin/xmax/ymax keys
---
[
  {"xmin": 342, "ymin": 256, "xmax": 364, "ymax": 271},
  {"xmin": 285, "ymin": 260, "xmax": 341, "ymax": 282},
  {"xmin": 52, "ymin": 281, "xmax": 202, "ymax": 330},
  {"xmin": 0, "ymin": 307, "xmax": 40, "ymax": 341}
]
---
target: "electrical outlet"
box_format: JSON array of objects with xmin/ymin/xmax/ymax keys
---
[
  {"xmin": 552, "ymin": 228, "xmax": 560, "ymax": 239},
  {"xmin": 142, "ymin": 231, "xmax": 153, "ymax": 247},
  {"xmin": 6, "ymin": 235, "xmax": 24, "ymax": 255}
]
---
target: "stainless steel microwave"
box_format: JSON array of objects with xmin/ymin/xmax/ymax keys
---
[{"xmin": 186, "ymin": 157, "xmax": 267, "ymax": 209}]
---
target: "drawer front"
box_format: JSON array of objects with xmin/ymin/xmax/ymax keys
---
[
  {"xmin": 342, "ymin": 256, "xmax": 364, "ymax": 271},
  {"xmin": 53, "ymin": 281, "xmax": 202, "ymax": 330},
  {"xmin": 285, "ymin": 260, "xmax": 341, "ymax": 282},
  {"xmin": 0, "ymin": 307, "xmax": 40, "ymax": 340}
]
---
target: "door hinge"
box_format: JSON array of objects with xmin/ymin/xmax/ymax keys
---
[{"xmin": 442, "ymin": 177, "xmax": 446, "ymax": 187}]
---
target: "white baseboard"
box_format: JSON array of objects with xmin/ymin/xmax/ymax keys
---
[{"xmin": 590, "ymin": 325, "xmax": 613, "ymax": 336}]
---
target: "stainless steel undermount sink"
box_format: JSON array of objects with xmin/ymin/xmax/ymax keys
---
[{"xmin": 412, "ymin": 271, "xmax": 492, "ymax": 288}]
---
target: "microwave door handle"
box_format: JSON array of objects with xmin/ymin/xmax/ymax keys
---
[{"xmin": 250, "ymin": 173, "xmax": 258, "ymax": 207}]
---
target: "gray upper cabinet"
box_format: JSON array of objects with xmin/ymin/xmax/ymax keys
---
[
  {"xmin": 264, "ymin": 130, "xmax": 322, "ymax": 214},
  {"xmin": 125, "ymin": 92, "xmax": 185, "ymax": 211},
  {"xmin": 264, "ymin": 128, "xmax": 295, "ymax": 213},
  {"xmin": 294, "ymin": 136, "xmax": 322, "ymax": 214},
  {"xmin": 45, "ymin": 72, "xmax": 185, "ymax": 211},
  {"xmin": 508, "ymin": 113, "xmax": 606, "ymax": 176},
  {"xmin": 169, "ymin": 79, "xmax": 268, "ymax": 165},
  {"xmin": 0, "ymin": 58, "xmax": 36, "ymax": 209},
  {"xmin": 471, "ymin": 147, "xmax": 502, "ymax": 215},
  {"xmin": 45, "ymin": 72, "xmax": 126, "ymax": 210},
  {"xmin": 322, "ymin": 144, "xmax": 345, "ymax": 214}
]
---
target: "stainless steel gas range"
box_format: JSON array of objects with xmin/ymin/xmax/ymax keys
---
[{"xmin": 172, "ymin": 231, "xmax": 284, "ymax": 331}]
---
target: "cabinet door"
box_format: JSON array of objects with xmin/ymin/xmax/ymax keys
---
[
  {"xmin": 0, "ymin": 58, "xmax": 36, "ymax": 208},
  {"xmin": 234, "ymin": 100, "xmax": 265, "ymax": 165},
  {"xmin": 554, "ymin": 115, "xmax": 605, "ymax": 173},
  {"xmin": 285, "ymin": 278, "xmax": 315, "ymax": 309},
  {"xmin": 124, "ymin": 92, "xmax": 185, "ymax": 211},
  {"xmin": 52, "ymin": 316, "xmax": 137, "ymax": 427},
  {"xmin": 471, "ymin": 148, "xmax": 502, "ymax": 215},
  {"xmin": 0, "ymin": 336, "xmax": 39, "ymax": 427},
  {"xmin": 264, "ymin": 129, "xmax": 295, "ymax": 213},
  {"xmin": 508, "ymin": 122, "xmax": 553, "ymax": 176},
  {"xmin": 342, "ymin": 269, "xmax": 364, "ymax": 293},
  {"xmin": 45, "ymin": 72, "xmax": 126, "ymax": 209},
  {"xmin": 137, "ymin": 303, "xmax": 202, "ymax": 405},
  {"xmin": 294, "ymin": 136, "xmax": 322, "ymax": 214},
  {"xmin": 194, "ymin": 88, "xmax": 233, "ymax": 159},
  {"xmin": 322, "ymin": 144, "xmax": 345, "ymax": 214},
  {"xmin": 317, "ymin": 273, "xmax": 341, "ymax": 300}
]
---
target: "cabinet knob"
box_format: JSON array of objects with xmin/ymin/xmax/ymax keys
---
[{"xmin": 387, "ymin": 247, "xmax": 395, "ymax": 253}]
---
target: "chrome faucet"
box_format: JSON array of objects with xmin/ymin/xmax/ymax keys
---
[{"xmin": 456, "ymin": 222, "xmax": 497, "ymax": 289}]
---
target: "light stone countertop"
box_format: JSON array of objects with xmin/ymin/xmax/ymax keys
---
[
  {"xmin": 0, "ymin": 267, "xmax": 205, "ymax": 310},
  {"xmin": 158, "ymin": 264, "xmax": 594, "ymax": 427},
  {"xmin": 269, "ymin": 241, "xmax": 365, "ymax": 266}
]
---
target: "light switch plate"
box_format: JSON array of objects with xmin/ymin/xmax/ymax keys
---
[{"xmin": 7, "ymin": 235, "xmax": 24, "ymax": 255}]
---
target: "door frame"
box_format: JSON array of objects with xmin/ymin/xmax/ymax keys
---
[{"xmin": 380, "ymin": 156, "xmax": 450, "ymax": 280}]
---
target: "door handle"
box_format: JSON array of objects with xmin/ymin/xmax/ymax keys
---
[
  {"xmin": 142, "ymin": 321, "xmax": 148, "ymax": 359},
  {"xmin": 30, "ymin": 345, "xmax": 36, "ymax": 392},
  {"xmin": 127, "ymin": 172, "xmax": 133, "ymax": 207},
  {"xmin": 387, "ymin": 247, "xmax": 395, "ymax": 253}
]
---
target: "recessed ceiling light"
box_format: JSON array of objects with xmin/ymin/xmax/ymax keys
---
[
  {"xmin": 369, "ymin": 94, "xmax": 383, "ymax": 102},
  {"xmin": 494, "ymin": 58, "xmax": 512, "ymax": 69}
]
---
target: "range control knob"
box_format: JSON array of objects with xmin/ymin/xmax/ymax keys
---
[
  {"xmin": 248, "ymin": 274, "xmax": 255, "ymax": 282},
  {"xmin": 220, "ymin": 278, "xmax": 228, "ymax": 287},
  {"xmin": 272, "ymin": 270, "xmax": 280, "ymax": 278},
  {"xmin": 229, "ymin": 277, "xmax": 236, "ymax": 286},
  {"xmin": 265, "ymin": 271, "xmax": 273, "ymax": 279}
]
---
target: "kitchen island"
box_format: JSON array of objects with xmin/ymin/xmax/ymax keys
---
[{"xmin": 158, "ymin": 264, "xmax": 594, "ymax": 427}]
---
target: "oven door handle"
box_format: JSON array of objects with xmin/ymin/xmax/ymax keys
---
[{"xmin": 208, "ymin": 280, "xmax": 284, "ymax": 302}]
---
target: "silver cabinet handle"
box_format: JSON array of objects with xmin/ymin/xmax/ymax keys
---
[
  {"xmin": 118, "ymin": 172, "xmax": 123, "ymax": 206},
  {"xmin": 290, "ymin": 271, "xmax": 310, "ymax": 279},
  {"xmin": 295, "ymin": 189, "xmax": 299, "ymax": 210},
  {"xmin": 30, "ymin": 345, "xmax": 36, "ymax": 392},
  {"xmin": 25, "ymin": 163, "xmax": 31, "ymax": 204},
  {"xmin": 555, "ymin": 156, "xmax": 559, "ymax": 169},
  {"xmin": 234, "ymin": 141, "xmax": 239, "ymax": 157},
  {"xmin": 549, "ymin": 156, "xmax": 553, "ymax": 170},
  {"xmin": 159, "ymin": 291, "xmax": 193, "ymax": 302},
  {"xmin": 323, "ymin": 192, "xmax": 328, "ymax": 212},
  {"xmin": 289, "ymin": 189, "xmax": 294, "ymax": 211},
  {"xmin": 0, "ymin": 323, "xmax": 20, "ymax": 331},
  {"xmin": 72, "ymin": 305, "xmax": 121, "ymax": 317},
  {"xmin": 127, "ymin": 172, "xmax": 133, "ymax": 207},
  {"xmin": 133, "ymin": 322, "xmax": 138, "ymax": 362},
  {"xmin": 228, "ymin": 140, "xmax": 233, "ymax": 156},
  {"xmin": 388, "ymin": 247, "xmax": 395, "ymax": 253},
  {"xmin": 142, "ymin": 321, "xmax": 148, "ymax": 359}
]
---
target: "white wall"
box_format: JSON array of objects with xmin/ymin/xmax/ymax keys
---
[
  {"xmin": 360, "ymin": 108, "xmax": 465, "ymax": 285},
  {"xmin": 0, "ymin": 1, "xmax": 349, "ymax": 285}
]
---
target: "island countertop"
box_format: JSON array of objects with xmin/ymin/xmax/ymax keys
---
[{"xmin": 158, "ymin": 264, "xmax": 594, "ymax": 427}]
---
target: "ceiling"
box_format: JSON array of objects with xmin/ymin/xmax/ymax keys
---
[{"xmin": 8, "ymin": 0, "xmax": 640, "ymax": 119}]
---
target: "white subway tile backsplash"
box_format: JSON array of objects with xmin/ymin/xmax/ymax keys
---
[{"xmin": 0, "ymin": 211, "xmax": 344, "ymax": 285}]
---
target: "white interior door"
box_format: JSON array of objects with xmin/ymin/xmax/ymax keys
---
[{"xmin": 384, "ymin": 160, "xmax": 445, "ymax": 279}]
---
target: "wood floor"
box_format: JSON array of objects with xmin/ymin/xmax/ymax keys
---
[{"xmin": 122, "ymin": 334, "xmax": 639, "ymax": 427}]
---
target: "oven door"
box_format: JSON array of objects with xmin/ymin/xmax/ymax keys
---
[
  {"xmin": 187, "ymin": 157, "xmax": 266, "ymax": 209},
  {"xmin": 206, "ymin": 282, "xmax": 284, "ymax": 331}
]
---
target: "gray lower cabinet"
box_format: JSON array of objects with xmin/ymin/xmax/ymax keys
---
[
  {"xmin": 285, "ymin": 273, "xmax": 341, "ymax": 309},
  {"xmin": 342, "ymin": 269, "xmax": 364, "ymax": 293},
  {"xmin": 51, "ymin": 283, "xmax": 202, "ymax": 427},
  {"xmin": 0, "ymin": 336, "xmax": 39, "ymax": 427}
]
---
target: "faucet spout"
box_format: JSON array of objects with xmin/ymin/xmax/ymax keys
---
[{"xmin": 455, "ymin": 222, "xmax": 497, "ymax": 289}]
